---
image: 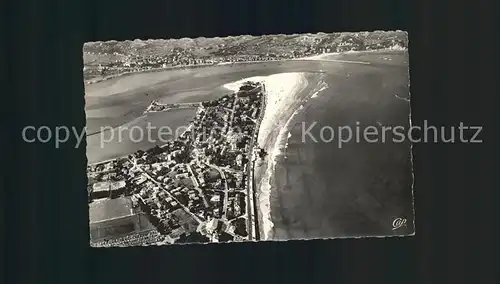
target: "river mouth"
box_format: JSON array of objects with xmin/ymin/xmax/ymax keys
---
[
  {"xmin": 83, "ymin": 60, "xmax": 322, "ymax": 164},
  {"xmin": 85, "ymin": 51, "xmax": 414, "ymax": 240}
]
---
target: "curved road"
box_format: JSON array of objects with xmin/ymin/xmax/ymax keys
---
[{"xmin": 85, "ymin": 50, "xmax": 414, "ymax": 239}]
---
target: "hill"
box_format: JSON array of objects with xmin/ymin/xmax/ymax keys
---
[{"xmin": 82, "ymin": 31, "xmax": 408, "ymax": 83}]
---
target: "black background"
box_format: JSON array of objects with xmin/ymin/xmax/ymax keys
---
[{"xmin": 3, "ymin": 0, "xmax": 498, "ymax": 283}]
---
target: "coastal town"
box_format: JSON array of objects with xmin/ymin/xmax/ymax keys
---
[
  {"xmin": 83, "ymin": 31, "xmax": 408, "ymax": 82},
  {"xmin": 84, "ymin": 31, "xmax": 413, "ymax": 246},
  {"xmin": 88, "ymin": 81, "xmax": 267, "ymax": 246}
]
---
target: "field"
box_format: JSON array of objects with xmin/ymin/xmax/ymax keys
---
[
  {"xmin": 89, "ymin": 197, "xmax": 134, "ymax": 223},
  {"xmin": 89, "ymin": 196, "xmax": 159, "ymax": 241},
  {"xmin": 89, "ymin": 213, "xmax": 155, "ymax": 240}
]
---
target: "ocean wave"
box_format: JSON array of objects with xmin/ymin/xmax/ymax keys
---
[
  {"xmin": 310, "ymin": 81, "xmax": 329, "ymax": 99},
  {"xmin": 224, "ymin": 72, "xmax": 309, "ymax": 240}
]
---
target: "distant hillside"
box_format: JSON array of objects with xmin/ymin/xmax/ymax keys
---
[{"xmin": 82, "ymin": 31, "xmax": 408, "ymax": 82}]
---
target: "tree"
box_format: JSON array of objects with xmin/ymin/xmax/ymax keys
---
[{"xmin": 175, "ymin": 232, "xmax": 209, "ymax": 244}]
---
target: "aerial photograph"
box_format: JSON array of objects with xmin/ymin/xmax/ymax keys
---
[{"xmin": 84, "ymin": 30, "xmax": 414, "ymax": 247}]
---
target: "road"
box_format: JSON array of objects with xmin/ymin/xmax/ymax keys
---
[
  {"xmin": 243, "ymin": 87, "xmax": 266, "ymax": 240},
  {"xmin": 86, "ymin": 50, "xmax": 413, "ymax": 239}
]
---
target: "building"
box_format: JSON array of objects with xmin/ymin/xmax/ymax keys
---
[
  {"xmin": 210, "ymin": 195, "xmax": 221, "ymax": 203},
  {"xmin": 236, "ymin": 154, "xmax": 243, "ymax": 167}
]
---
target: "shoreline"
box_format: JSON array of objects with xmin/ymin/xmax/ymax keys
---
[
  {"xmin": 88, "ymin": 71, "xmax": 330, "ymax": 238},
  {"xmin": 259, "ymin": 76, "xmax": 328, "ymax": 240},
  {"xmin": 83, "ymin": 47, "xmax": 408, "ymax": 86},
  {"xmin": 223, "ymin": 73, "xmax": 311, "ymax": 240},
  {"xmin": 87, "ymin": 109, "xmax": 198, "ymax": 166},
  {"xmin": 86, "ymin": 48, "xmax": 414, "ymax": 242}
]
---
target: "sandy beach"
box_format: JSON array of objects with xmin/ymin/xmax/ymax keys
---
[
  {"xmin": 221, "ymin": 51, "xmax": 413, "ymax": 240},
  {"xmin": 85, "ymin": 51, "xmax": 413, "ymax": 240},
  {"xmin": 223, "ymin": 73, "xmax": 319, "ymax": 240},
  {"xmin": 297, "ymin": 44, "xmax": 408, "ymax": 61}
]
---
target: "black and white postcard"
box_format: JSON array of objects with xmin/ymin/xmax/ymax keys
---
[{"xmin": 84, "ymin": 31, "xmax": 414, "ymax": 247}]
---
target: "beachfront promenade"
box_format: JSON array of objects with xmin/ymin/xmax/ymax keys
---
[{"xmin": 246, "ymin": 83, "xmax": 267, "ymax": 241}]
